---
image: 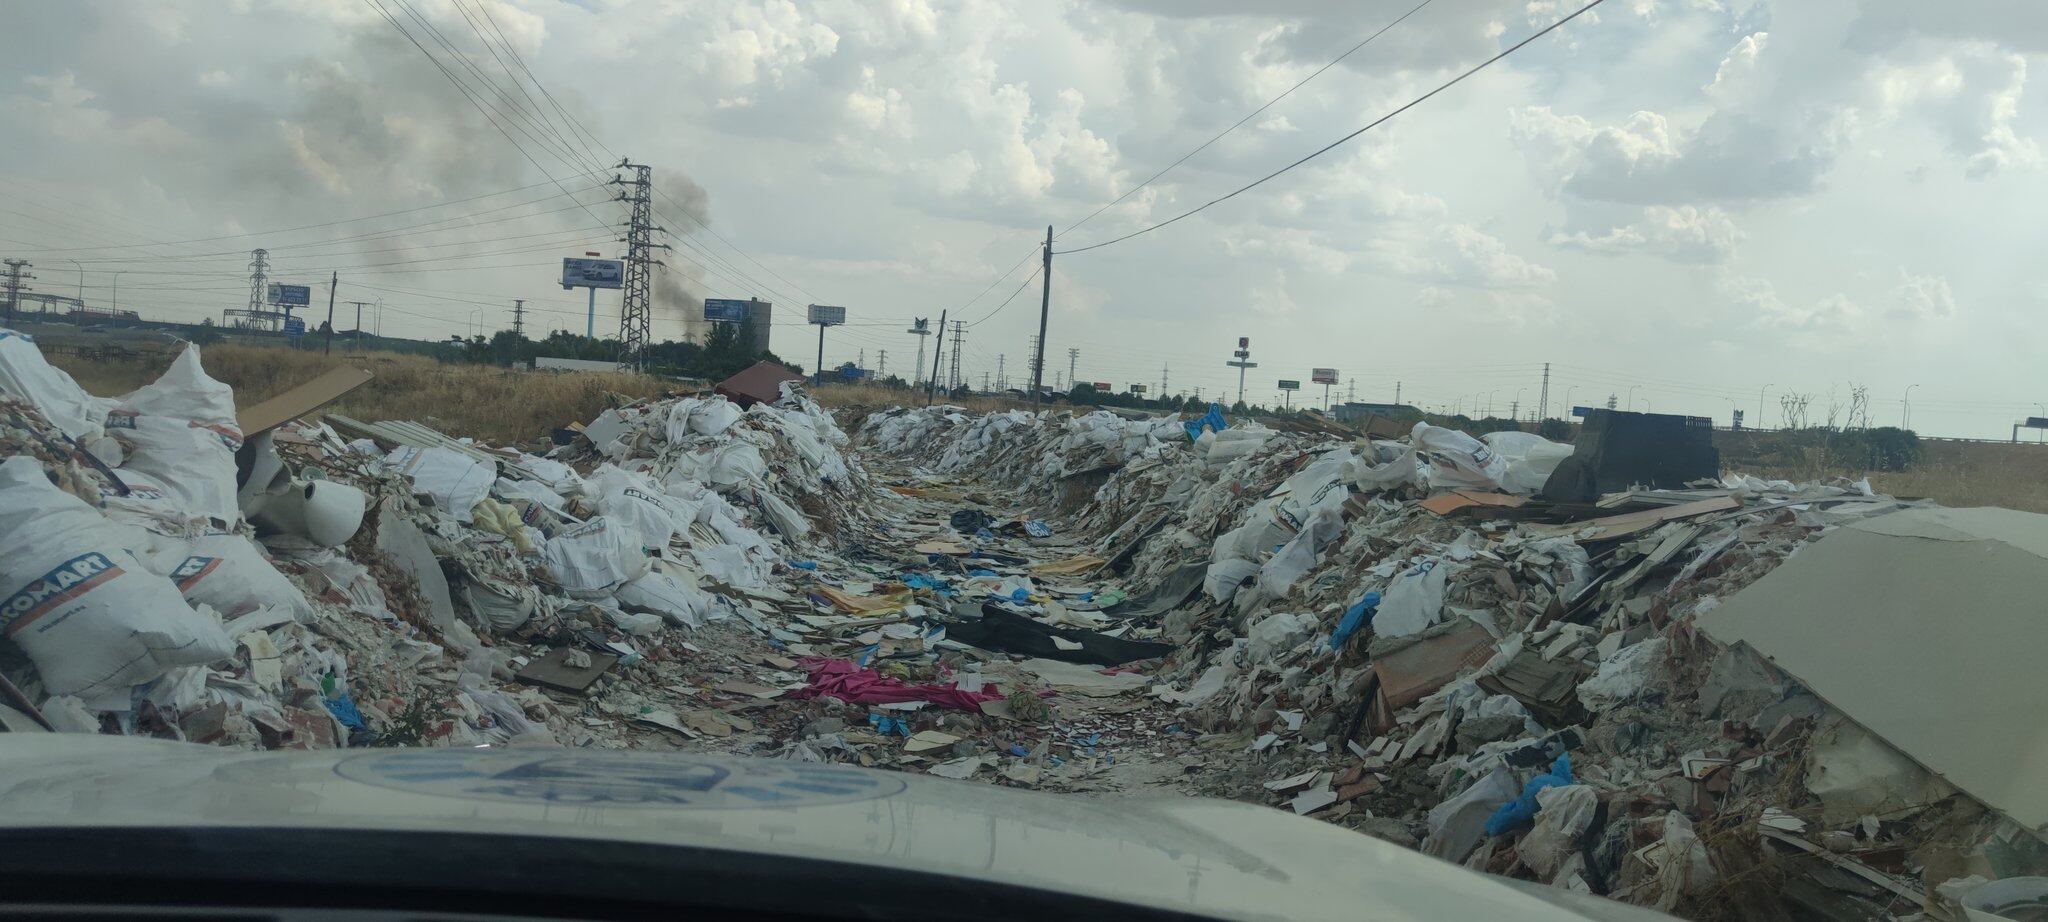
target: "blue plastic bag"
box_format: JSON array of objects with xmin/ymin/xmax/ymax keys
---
[
  {"xmin": 1485, "ymin": 753, "xmax": 1574, "ymax": 837},
  {"xmin": 1183, "ymin": 403, "xmax": 1229, "ymax": 442},
  {"xmin": 1328, "ymin": 591, "xmax": 1382, "ymax": 650}
]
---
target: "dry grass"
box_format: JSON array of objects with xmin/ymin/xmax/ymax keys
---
[
  {"xmin": 809, "ymin": 382, "xmax": 1043, "ymax": 414},
  {"xmin": 1727, "ymin": 437, "xmax": 2048, "ymax": 513},
  {"xmin": 46, "ymin": 342, "xmax": 670, "ymax": 445}
]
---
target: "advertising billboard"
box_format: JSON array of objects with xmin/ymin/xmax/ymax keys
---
[
  {"xmin": 1130, "ymin": 384, "xmax": 1148, "ymax": 394},
  {"xmin": 1277, "ymin": 379, "xmax": 1301, "ymax": 391},
  {"xmin": 561, "ymin": 257, "xmax": 624, "ymax": 290},
  {"xmin": 1091, "ymin": 381, "xmax": 1112, "ymax": 392},
  {"xmin": 704, "ymin": 298, "xmax": 749, "ymax": 322},
  {"xmin": 807, "ymin": 304, "xmax": 847, "ymax": 325},
  {"xmin": 1312, "ymin": 367, "xmax": 1339, "ymax": 385},
  {"xmin": 267, "ymin": 283, "xmax": 311, "ymax": 307}
]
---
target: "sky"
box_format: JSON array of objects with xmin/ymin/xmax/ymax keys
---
[{"xmin": 2, "ymin": 0, "xmax": 2046, "ymax": 437}]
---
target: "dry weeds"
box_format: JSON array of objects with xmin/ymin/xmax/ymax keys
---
[{"xmin": 46, "ymin": 342, "xmax": 669, "ymax": 445}]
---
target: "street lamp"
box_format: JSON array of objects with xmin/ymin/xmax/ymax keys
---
[
  {"xmin": 1627, "ymin": 384, "xmax": 1642, "ymax": 411},
  {"xmin": 1487, "ymin": 389, "xmax": 1501, "ymax": 416},
  {"xmin": 1564, "ymin": 386, "xmax": 1577, "ymax": 417},
  {"xmin": 467, "ymin": 307, "xmax": 482, "ymax": 339},
  {"xmin": 65, "ymin": 259, "xmax": 82, "ymax": 308},
  {"xmin": 1902, "ymin": 384, "xmax": 1918, "ymax": 429},
  {"xmin": 1759, "ymin": 383, "xmax": 1774, "ymax": 430},
  {"xmin": 109, "ymin": 272, "xmax": 122, "ymax": 314}
]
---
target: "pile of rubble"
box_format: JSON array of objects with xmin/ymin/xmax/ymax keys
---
[{"xmin": 858, "ymin": 402, "xmax": 2048, "ymax": 919}]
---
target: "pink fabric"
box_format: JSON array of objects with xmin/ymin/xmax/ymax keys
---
[{"xmin": 792, "ymin": 658, "xmax": 1003, "ymax": 712}]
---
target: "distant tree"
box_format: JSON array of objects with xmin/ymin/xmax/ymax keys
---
[
  {"xmin": 190, "ymin": 318, "xmax": 224, "ymax": 346},
  {"xmin": 1538, "ymin": 418, "xmax": 1574, "ymax": 441}
]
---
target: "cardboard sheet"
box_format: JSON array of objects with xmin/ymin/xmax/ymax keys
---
[
  {"xmin": 1418, "ymin": 490, "xmax": 1529, "ymax": 517},
  {"xmin": 1698, "ymin": 505, "xmax": 2048, "ymax": 834},
  {"xmin": 237, "ymin": 366, "xmax": 373, "ymax": 436}
]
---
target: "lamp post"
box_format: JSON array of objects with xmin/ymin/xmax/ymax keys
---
[
  {"xmin": 1759, "ymin": 383, "xmax": 1774, "ymax": 430},
  {"xmin": 1487, "ymin": 389, "xmax": 1501, "ymax": 416},
  {"xmin": 1902, "ymin": 384, "xmax": 1918, "ymax": 429},
  {"xmin": 467, "ymin": 307, "xmax": 482, "ymax": 339},
  {"xmin": 1627, "ymin": 384, "xmax": 1642, "ymax": 411},
  {"xmin": 109, "ymin": 272, "xmax": 121, "ymax": 314}
]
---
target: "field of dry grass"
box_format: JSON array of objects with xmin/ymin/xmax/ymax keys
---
[
  {"xmin": 809, "ymin": 382, "xmax": 1042, "ymax": 414},
  {"xmin": 46, "ymin": 342, "xmax": 670, "ymax": 446}
]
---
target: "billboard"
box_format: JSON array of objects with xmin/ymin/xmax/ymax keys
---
[
  {"xmin": 1312, "ymin": 367, "xmax": 1339, "ymax": 385},
  {"xmin": 1091, "ymin": 381, "xmax": 1112, "ymax": 392},
  {"xmin": 267, "ymin": 283, "xmax": 311, "ymax": 307},
  {"xmin": 1571, "ymin": 405, "xmax": 1594, "ymax": 418},
  {"xmin": 704, "ymin": 298, "xmax": 749, "ymax": 322},
  {"xmin": 807, "ymin": 304, "xmax": 847, "ymax": 325},
  {"xmin": 1277, "ymin": 379, "xmax": 1301, "ymax": 391},
  {"xmin": 282, "ymin": 316, "xmax": 306, "ymax": 337},
  {"xmin": 1130, "ymin": 384, "xmax": 1148, "ymax": 394},
  {"xmin": 561, "ymin": 257, "xmax": 624, "ymax": 290}
]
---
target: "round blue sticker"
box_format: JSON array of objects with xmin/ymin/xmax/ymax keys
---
[{"xmin": 334, "ymin": 749, "xmax": 905, "ymax": 809}]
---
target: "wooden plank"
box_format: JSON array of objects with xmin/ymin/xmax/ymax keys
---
[{"xmin": 237, "ymin": 366, "xmax": 373, "ymax": 436}]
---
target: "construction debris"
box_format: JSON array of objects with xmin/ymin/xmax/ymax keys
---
[{"xmin": 4, "ymin": 331, "xmax": 2045, "ymax": 920}]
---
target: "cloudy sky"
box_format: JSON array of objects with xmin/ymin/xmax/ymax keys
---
[{"xmin": 3, "ymin": 0, "xmax": 2045, "ymax": 436}]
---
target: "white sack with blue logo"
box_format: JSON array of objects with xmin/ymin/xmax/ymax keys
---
[
  {"xmin": 144, "ymin": 531, "xmax": 312, "ymax": 621},
  {"xmin": 0, "ymin": 457, "xmax": 233, "ymax": 697}
]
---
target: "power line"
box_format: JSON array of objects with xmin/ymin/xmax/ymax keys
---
[
  {"xmin": 967, "ymin": 261, "xmax": 1042, "ymax": 326},
  {"xmin": 1056, "ymin": 0, "xmax": 1606, "ymax": 256},
  {"xmin": 1055, "ymin": 0, "xmax": 1438, "ymax": 241}
]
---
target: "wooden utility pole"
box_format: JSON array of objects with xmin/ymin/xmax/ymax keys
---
[
  {"xmin": 1031, "ymin": 224, "xmax": 1052, "ymax": 402},
  {"xmin": 323, "ymin": 272, "xmax": 337, "ymax": 355},
  {"xmin": 925, "ymin": 309, "xmax": 948, "ymax": 407}
]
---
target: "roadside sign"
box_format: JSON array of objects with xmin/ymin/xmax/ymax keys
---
[
  {"xmin": 282, "ymin": 316, "xmax": 306, "ymax": 337},
  {"xmin": 267, "ymin": 283, "xmax": 310, "ymax": 307},
  {"xmin": 1130, "ymin": 384, "xmax": 1148, "ymax": 394},
  {"xmin": 1571, "ymin": 406, "xmax": 1594, "ymax": 418},
  {"xmin": 807, "ymin": 304, "xmax": 847, "ymax": 325},
  {"xmin": 561, "ymin": 257, "xmax": 623, "ymax": 290},
  {"xmin": 704, "ymin": 298, "xmax": 749, "ymax": 322},
  {"xmin": 1278, "ymin": 379, "xmax": 1301, "ymax": 391},
  {"xmin": 2027, "ymin": 417, "xmax": 2048, "ymax": 429},
  {"xmin": 1312, "ymin": 367, "xmax": 1338, "ymax": 385},
  {"xmin": 1091, "ymin": 381, "xmax": 1112, "ymax": 391},
  {"xmin": 1238, "ymin": 337, "xmax": 1249, "ymax": 348}
]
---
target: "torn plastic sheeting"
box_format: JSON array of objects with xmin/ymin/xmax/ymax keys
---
[
  {"xmin": 1246, "ymin": 610, "xmax": 1316, "ymax": 662},
  {"xmin": 1482, "ymin": 431, "xmax": 1574, "ymax": 495},
  {"xmin": 0, "ymin": 455, "xmax": 234, "ymax": 697},
  {"xmin": 946, "ymin": 603, "xmax": 1171, "ymax": 667},
  {"xmin": 1576, "ymin": 637, "xmax": 1669, "ymax": 709},
  {"xmin": 789, "ymin": 657, "xmax": 1002, "ymax": 712},
  {"xmin": 1518, "ymin": 783, "xmax": 1600, "ymax": 878},
  {"xmin": 1327, "ymin": 591, "xmax": 1382, "ymax": 650},
  {"xmin": 386, "ymin": 445, "xmax": 494, "ymax": 524},
  {"xmin": 1354, "ymin": 439, "xmax": 1424, "ymax": 492},
  {"xmin": 690, "ymin": 543, "xmax": 770, "ymax": 590},
  {"xmin": 1425, "ymin": 763, "xmax": 1520, "ymax": 863}
]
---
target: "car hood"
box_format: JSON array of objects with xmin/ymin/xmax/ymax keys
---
[{"xmin": 0, "ymin": 735, "xmax": 1665, "ymax": 921}]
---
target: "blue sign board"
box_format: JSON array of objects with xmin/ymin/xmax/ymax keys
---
[
  {"xmin": 838, "ymin": 365, "xmax": 867, "ymax": 380},
  {"xmin": 704, "ymin": 298, "xmax": 749, "ymax": 322},
  {"xmin": 268, "ymin": 283, "xmax": 311, "ymax": 307},
  {"xmin": 283, "ymin": 316, "xmax": 306, "ymax": 337},
  {"xmin": 1570, "ymin": 405, "xmax": 1594, "ymax": 418}
]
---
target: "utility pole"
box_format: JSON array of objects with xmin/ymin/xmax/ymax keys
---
[
  {"xmin": 611, "ymin": 159, "xmax": 669, "ymax": 368},
  {"xmin": 2, "ymin": 259, "xmax": 31, "ymax": 322},
  {"xmin": 322, "ymin": 272, "xmax": 338, "ymax": 355},
  {"xmin": 947, "ymin": 319, "xmax": 966, "ymax": 392},
  {"xmin": 925, "ymin": 309, "xmax": 948, "ymax": 407},
  {"xmin": 1538, "ymin": 362, "xmax": 1551, "ymax": 421},
  {"xmin": 907, "ymin": 318, "xmax": 931, "ymax": 386},
  {"xmin": 1031, "ymin": 225, "xmax": 1052, "ymax": 402},
  {"xmin": 1160, "ymin": 363, "xmax": 1169, "ymax": 396},
  {"xmin": 345, "ymin": 301, "xmax": 371, "ymax": 350},
  {"xmin": 1226, "ymin": 337, "xmax": 1257, "ymax": 405},
  {"xmin": 511, "ymin": 299, "xmax": 526, "ymax": 336},
  {"xmin": 1395, "ymin": 381, "xmax": 1402, "ymax": 405},
  {"xmin": 982, "ymin": 371, "xmax": 991, "ymax": 391},
  {"xmin": 1510, "ymin": 399, "xmax": 1519, "ymax": 422}
]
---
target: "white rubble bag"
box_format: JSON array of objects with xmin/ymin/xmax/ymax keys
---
[
  {"xmin": 1577, "ymin": 637, "xmax": 1670, "ymax": 708},
  {"xmin": 1353, "ymin": 439, "xmax": 1424, "ymax": 492},
  {"xmin": 1483, "ymin": 430, "xmax": 1574, "ymax": 495},
  {"xmin": 541, "ymin": 516, "xmax": 649, "ymax": 598},
  {"xmin": 1411, "ymin": 422, "xmax": 1507, "ymax": 492},
  {"xmin": 589, "ymin": 467, "xmax": 697, "ymax": 553},
  {"xmin": 145, "ymin": 531, "xmax": 314, "ymax": 620},
  {"xmin": 615, "ymin": 564, "xmax": 719, "ymax": 628},
  {"xmin": 385, "ymin": 446, "xmax": 494, "ymax": 523},
  {"xmin": 106, "ymin": 346, "xmax": 245, "ymax": 523},
  {"xmin": 0, "ymin": 329, "xmax": 115, "ymax": 443},
  {"xmin": 0, "ymin": 456, "xmax": 234, "ymax": 697},
  {"xmin": 1373, "ymin": 557, "xmax": 1450, "ymax": 637}
]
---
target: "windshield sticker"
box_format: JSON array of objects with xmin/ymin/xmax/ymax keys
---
[{"xmin": 334, "ymin": 749, "xmax": 905, "ymax": 809}]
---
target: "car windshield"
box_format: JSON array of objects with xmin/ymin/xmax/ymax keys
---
[{"xmin": 3, "ymin": 2, "xmax": 2045, "ymax": 921}]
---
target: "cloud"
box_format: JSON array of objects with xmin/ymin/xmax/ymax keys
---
[
  {"xmin": 1549, "ymin": 205, "xmax": 1742, "ymax": 263},
  {"xmin": 1891, "ymin": 270, "xmax": 1956, "ymax": 319}
]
